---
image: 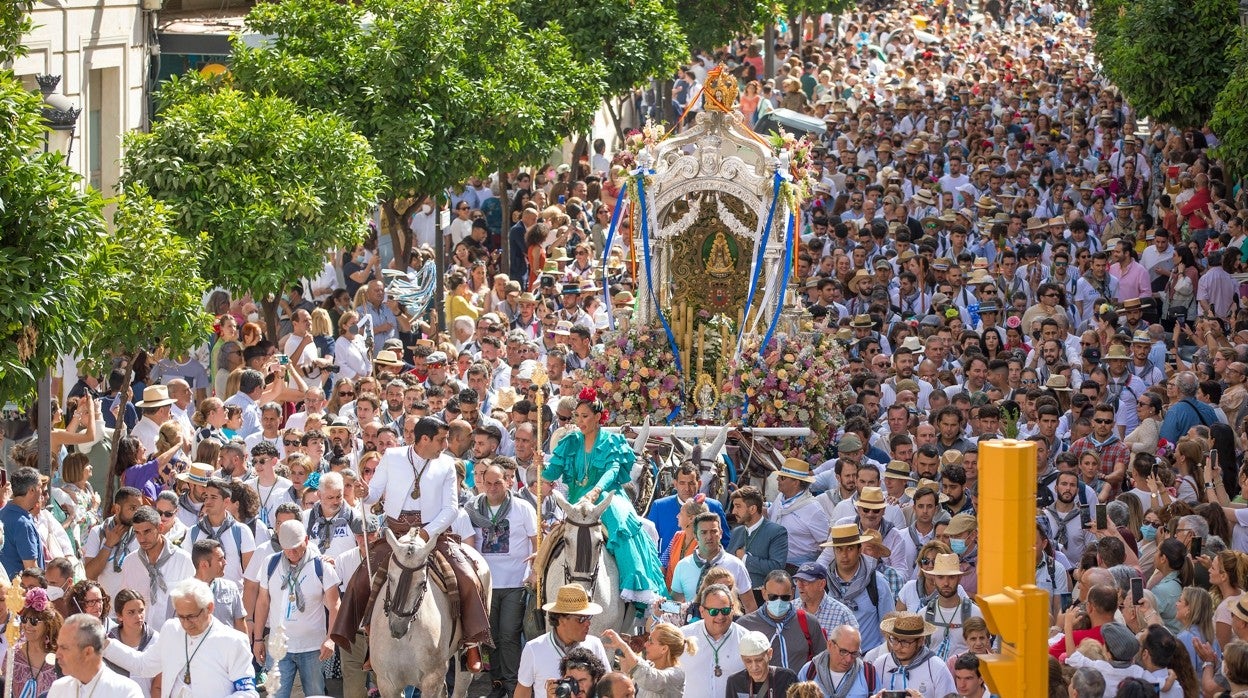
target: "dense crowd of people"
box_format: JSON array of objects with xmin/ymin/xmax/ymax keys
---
[{"xmin": 3, "ymin": 0, "xmax": 1248, "ymax": 697}]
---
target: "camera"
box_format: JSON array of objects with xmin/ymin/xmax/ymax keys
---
[
  {"xmin": 553, "ymin": 677, "xmax": 581, "ymax": 698},
  {"xmin": 325, "ymin": 364, "xmax": 342, "ymax": 374}
]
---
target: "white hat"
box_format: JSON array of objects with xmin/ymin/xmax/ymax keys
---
[
  {"xmin": 738, "ymin": 630, "xmax": 772, "ymax": 657},
  {"xmin": 278, "ymin": 520, "xmax": 308, "ymax": 550},
  {"xmin": 516, "ymin": 360, "xmax": 538, "ymax": 381}
]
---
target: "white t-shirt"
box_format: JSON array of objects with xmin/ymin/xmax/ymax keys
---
[
  {"xmin": 82, "ymin": 522, "xmax": 141, "ymax": 600},
  {"xmin": 670, "ymin": 552, "xmax": 752, "ymax": 601},
  {"xmin": 181, "ymin": 518, "xmax": 256, "ymax": 584},
  {"xmin": 680, "ymin": 621, "xmax": 749, "ymax": 698},
  {"xmin": 246, "ymin": 477, "xmax": 295, "ymax": 529},
  {"xmin": 471, "ymin": 496, "xmax": 538, "ymax": 589},
  {"xmin": 517, "ymin": 633, "xmax": 611, "ymax": 689},
  {"xmin": 260, "ymin": 550, "xmax": 341, "ymax": 653},
  {"xmin": 118, "ymin": 542, "xmax": 196, "ymax": 627}
]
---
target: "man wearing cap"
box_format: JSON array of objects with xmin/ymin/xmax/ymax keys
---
[
  {"xmin": 516, "ymin": 584, "xmax": 610, "ymax": 698},
  {"xmin": 252, "ymin": 519, "xmax": 341, "ymax": 698},
  {"xmin": 724, "ymin": 629, "xmax": 799, "ymax": 697},
  {"xmin": 737, "ymin": 570, "xmax": 827, "ymax": 670},
  {"xmin": 726, "ymin": 486, "xmax": 789, "ymax": 592},
  {"xmin": 916, "ymin": 553, "xmax": 981, "ymax": 660},
  {"xmin": 794, "ymin": 561, "xmax": 858, "ymax": 633},
  {"xmin": 119, "ymin": 505, "xmax": 196, "ymax": 628},
  {"xmin": 769, "ymin": 459, "xmax": 832, "ymax": 568},
  {"xmin": 873, "ymin": 612, "xmax": 955, "ymax": 697},
  {"xmin": 943, "ymin": 514, "xmax": 979, "ymax": 597},
  {"xmin": 820, "ymin": 523, "xmax": 895, "ymax": 651}
]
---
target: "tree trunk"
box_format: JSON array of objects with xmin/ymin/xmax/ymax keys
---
[
  {"xmin": 499, "ymin": 169, "xmax": 512, "ymax": 275},
  {"xmin": 383, "ymin": 197, "xmax": 420, "ymax": 264},
  {"xmin": 104, "ymin": 351, "xmax": 141, "ymax": 512},
  {"xmin": 261, "ymin": 297, "xmax": 280, "ymax": 344},
  {"xmin": 605, "ymin": 100, "xmax": 626, "ymax": 146},
  {"xmin": 764, "ymin": 23, "xmax": 777, "ymax": 79}
]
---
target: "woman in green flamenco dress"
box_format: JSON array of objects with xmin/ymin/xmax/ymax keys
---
[{"xmin": 542, "ymin": 387, "xmax": 667, "ymax": 603}]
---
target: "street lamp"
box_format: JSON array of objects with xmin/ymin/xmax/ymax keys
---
[{"xmin": 36, "ymin": 74, "xmax": 81, "ymax": 162}]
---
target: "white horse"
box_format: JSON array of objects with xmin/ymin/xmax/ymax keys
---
[
  {"xmin": 543, "ymin": 491, "xmax": 631, "ymax": 635},
  {"xmin": 370, "ymin": 529, "xmax": 493, "ymax": 698}
]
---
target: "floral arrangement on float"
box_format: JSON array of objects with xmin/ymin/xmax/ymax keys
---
[
  {"xmin": 585, "ymin": 323, "xmax": 685, "ymax": 425},
  {"xmin": 725, "ymin": 330, "xmax": 856, "ymax": 458}
]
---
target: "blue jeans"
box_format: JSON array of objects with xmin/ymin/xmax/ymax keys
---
[{"xmin": 277, "ymin": 650, "xmax": 325, "ymax": 698}]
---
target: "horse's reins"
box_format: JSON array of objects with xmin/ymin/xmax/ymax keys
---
[
  {"xmin": 563, "ymin": 519, "xmax": 605, "ymax": 588},
  {"xmin": 383, "ymin": 542, "xmax": 429, "ymax": 637}
]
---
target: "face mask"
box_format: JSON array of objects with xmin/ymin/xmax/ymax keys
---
[
  {"xmin": 46, "ymin": 586, "xmax": 64, "ymax": 602},
  {"xmin": 246, "ymin": 312, "xmax": 260, "ymax": 323},
  {"xmin": 950, "ymin": 538, "xmax": 968, "ymax": 555},
  {"xmin": 766, "ymin": 599, "xmax": 792, "ymax": 617},
  {"xmin": 1140, "ymin": 524, "xmax": 1157, "ymax": 542}
]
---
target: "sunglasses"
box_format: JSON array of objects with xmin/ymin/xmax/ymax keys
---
[
  {"xmin": 283, "ymin": 440, "xmax": 301, "ymax": 446},
  {"xmin": 704, "ymin": 607, "xmax": 733, "ymax": 617},
  {"xmin": 765, "ymin": 594, "xmax": 792, "ymax": 602},
  {"xmin": 157, "ymin": 510, "xmax": 177, "ymax": 519},
  {"xmin": 23, "ymin": 616, "xmax": 41, "ymax": 626},
  {"xmin": 338, "ymin": 391, "xmax": 355, "ymax": 397},
  {"xmin": 1093, "ymin": 418, "xmax": 1115, "ymax": 425},
  {"xmin": 557, "ymin": 414, "xmax": 572, "ymax": 422}
]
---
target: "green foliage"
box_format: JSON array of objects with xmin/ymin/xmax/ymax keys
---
[
  {"xmin": 512, "ymin": 0, "xmax": 687, "ymax": 96},
  {"xmin": 1211, "ymin": 31, "xmax": 1248, "ymax": 179},
  {"xmin": 674, "ymin": 0, "xmax": 772, "ymax": 51},
  {"xmin": 0, "ymin": 71, "xmax": 109, "ymax": 400},
  {"xmin": 0, "ymin": 1, "xmax": 32, "ymax": 64},
  {"xmin": 121, "ymin": 79, "xmax": 383, "ymax": 300},
  {"xmin": 1096, "ymin": 0, "xmax": 1237, "ymax": 128},
  {"xmin": 83, "ymin": 185, "xmax": 215, "ymax": 361},
  {"xmin": 1089, "ymin": 0, "xmax": 1126, "ymax": 54},
  {"xmin": 231, "ymin": 0, "xmax": 605, "ymax": 210}
]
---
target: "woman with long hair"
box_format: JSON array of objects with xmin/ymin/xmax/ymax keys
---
[
  {"xmin": 1211, "ymin": 551, "xmax": 1248, "ymax": 648},
  {"xmin": 1151, "ymin": 538, "xmax": 1195, "ymax": 631},
  {"xmin": 115, "ymin": 434, "xmax": 184, "ymax": 502},
  {"xmin": 1174, "ymin": 585, "xmax": 1216, "ymax": 668},
  {"xmin": 191, "ymin": 397, "xmax": 227, "ymax": 446},
  {"xmin": 1172, "ymin": 438, "xmax": 1206, "ymax": 504},
  {"xmin": 601, "ymin": 622, "xmax": 693, "ymax": 698},
  {"xmin": 59, "ymin": 452, "xmax": 100, "ymax": 556},
  {"xmin": 107, "ymin": 588, "xmax": 160, "ymax": 697},
  {"xmin": 1076, "ymin": 451, "xmax": 1113, "ymax": 503},
  {"xmin": 541, "ymin": 387, "xmax": 667, "ymax": 605},
  {"xmin": 12, "ymin": 588, "xmax": 60, "ymax": 697},
  {"xmin": 1141, "ymin": 624, "xmax": 1198, "ymax": 698}
]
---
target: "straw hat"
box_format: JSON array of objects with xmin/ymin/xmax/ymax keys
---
[
  {"xmin": 848, "ymin": 269, "xmax": 873, "ymax": 294},
  {"xmin": 135, "ymin": 385, "xmax": 176, "ymax": 408},
  {"xmin": 1025, "ymin": 216, "xmax": 1047, "ymax": 231},
  {"xmin": 777, "ymin": 458, "xmax": 816, "ymax": 483},
  {"xmin": 855, "ymin": 486, "xmax": 888, "ymax": 510},
  {"xmin": 1121, "ymin": 297, "xmax": 1143, "ymax": 310},
  {"xmin": 850, "ymin": 314, "xmax": 874, "ymax": 329},
  {"xmin": 819, "ymin": 523, "xmax": 873, "ymax": 548},
  {"xmin": 542, "ymin": 584, "xmax": 604, "ymax": 615},
  {"xmin": 926, "ymin": 553, "xmax": 965, "ymax": 577},
  {"xmin": 552, "ymin": 321, "xmax": 573, "ymax": 336},
  {"xmin": 549, "ymin": 247, "xmax": 572, "ymax": 263},
  {"xmin": 374, "ymin": 350, "xmax": 404, "ymax": 368},
  {"xmin": 175, "ymin": 462, "xmax": 214, "ymax": 486},
  {"xmin": 880, "ymin": 612, "xmax": 937, "ymax": 638},
  {"xmin": 905, "ymin": 478, "xmax": 950, "ymax": 502},
  {"xmin": 1131, "ymin": 330, "xmax": 1151, "ymax": 345},
  {"xmin": 1104, "ymin": 344, "xmax": 1130, "ymax": 361},
  {"xmin": 899, "ymin": 336, "xmax": 924, "ymax": 353},
  {"xmin": 883, "ymin": 461, "xmax": 913, "ymax": 481},
  {"xmin": 1045, "ymin": 375, "xmax": 1072, "ymax": 392}
]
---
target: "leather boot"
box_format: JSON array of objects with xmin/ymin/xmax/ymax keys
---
[{"xmin": 465, "ymin": 645, "xmax": 483, "ymax": 673}]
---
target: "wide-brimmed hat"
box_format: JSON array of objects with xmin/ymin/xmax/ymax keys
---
[
  {"xmin": 777, "ymin": 458, "xmax": 815, "ymax": 483},
  {"xmin": 1104, "ymin": 344, "xmax": 1130, "ymax": 361},
  {"xmin": 613, "ymin": 291, "xmax": 635, "ymax": 306},
  {"xmin": 926, "ymin": 553, "xmax": 965, "ymax": 577},
  {"xmin": 913, "ymin": 190, "xmax": 937, "ymax": 206},
  {"xmin": 175, "ymin": 462, "xmax": 214, "ymax": 486},
  {"xmin": 905, "ymin": 478, "xmax": 950, "ymax": 502},
  {"xmin": 905, "ymin": 139, "xmax": 926, "ymax": 155},
  {"xmin": 1025, "ymin": 216, "xmax": 1047, "ymax": 231},
  {"xmin": 135, "ymin": 385, "xmax": 176, "ymax": 408},
  {"xmin": 848, "ymin": 269, "xmax": 873, "ymax": 294},
  {"xmin": 850, "ymin": 314, "xmax": 874, "ymax": 329},
  {"xmin": 1045, "ymin": 375, "xmax": 1072, "ymax": 392},
  {"xmin": 855, "ymin": 486, "xmax": 888, "ymax": 510},
  {"xmin": 552, "ymin": 321, "xmax": 573, "ymax": 336},
  {"xmin": 883, "ymin": 461, "xmax": 913, "ymax": 481},
  {"xmin": 820, "ymin": 523, "xmax": 873, "ymax": 548},
  {"xmin": 975, "ymin": 196, "xmax": 996, "ymax": 211},
  {"xmin": 899, "ymin": 336, "xmax": 924, "ymax": 353},
  {"xmin": 374, "ymin": 350, "xmax": 404, "ymax": 367},
  {"xmin": 1130, "ymin": 330, "xmax": 1151, "ymax": 345},
  {"xmin": 542, "ymin": 584, "xmax": 603, "ymax": 615},
  {"xmin": 548, "ymin": 247, "xmax": 572, "ymax": 263},
  {"xmin": 881, "ymin": 612, "xmax": 937, "ymax": 638},
  {"xmin": 1231, "ymin": 596, "xmax": 1248, "ymax": 624}
]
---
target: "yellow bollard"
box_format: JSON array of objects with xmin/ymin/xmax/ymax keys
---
[
  {"xmin": 976, "ymin": 439, "xmax": 1038, "ymax": 597},
  {"xmin": 977, "ymin": 584, "xmax": 1051, "ymax": 698}
]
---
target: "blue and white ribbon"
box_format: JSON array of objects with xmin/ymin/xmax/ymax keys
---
[
  {"xmin": 739, "ymin": 170, "xmax": 785, "ymax": 348},
  {"xmin": 759, "ymin": 211, "xmax": 796, "ymax": 355},
  {"xmin": 599, "ymin": 182, "xmax": 628, "ymax": 331},
  {"xmin": 634, "ymin": 169, "xmax": 683, "ymax": 380}
]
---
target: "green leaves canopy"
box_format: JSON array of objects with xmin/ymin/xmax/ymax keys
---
[
  {"xmin": 1094, "ymin": 0, "xmax": 1237, "ymax": 128},
  {"xmin": 512, "ymin": 0, "xmax": 687, "ymax": 96},
  {"xmin": 1211, "ymin": 32, "xmax": 1248, "ymax": 178},
  {"xmin": 121, "ymin": 81, "xmax": 383, "ymax": 299},
  {"xmin": 673, "ymin": 0, "xmax": 772, "ymax": 51},
  {"xmin": 231, "ymin": 0, "xmax": 605, "ymax": 207}
]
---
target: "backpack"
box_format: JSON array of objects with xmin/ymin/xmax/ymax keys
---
[
  {"xmin": 924, "ymin": 596, "xmax": 974, "ymax": 632},
  {"xmin": 191, "ymin": 523, "xmax": 245, "ymax": 570},
  {"xmin": 801, "ymin": 657, "xmax": 877, "ymax": 693},
  {"xmin": 266, "ymin": 552, "xmax": 325, "ymax": 588}
]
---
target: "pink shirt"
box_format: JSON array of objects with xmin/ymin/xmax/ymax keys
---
[{"xmin": 1109, "ymin": 260, "xmax": 1151, "ymax": 303}]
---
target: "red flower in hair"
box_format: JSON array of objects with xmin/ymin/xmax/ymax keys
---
[{"xmin": 578, "ymin": 387, "xmax": 599, "ymax": 403}]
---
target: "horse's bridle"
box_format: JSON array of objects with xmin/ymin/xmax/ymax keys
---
[
  {"xmin": 562, "ymin": 519, "xmax": 604, "ymax": 588},
  {"xmin": 383, "ymin": 546, "xmax": 429, "ymax": 637}
]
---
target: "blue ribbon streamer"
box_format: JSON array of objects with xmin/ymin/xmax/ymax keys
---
[
  {"xmin": 599, "ymin": 182, "xmax": 628, "ymax": 331},
  {"xmin": 739, "ymin": 172, "xmax": 784, "ymax": 346},
  {"xmin": 759, "ymin": 211, "xmax": 796, "ymax": 357},
  {"xmin": 635, "ymin": 170, "xmax": 684, "ymax": 379}
]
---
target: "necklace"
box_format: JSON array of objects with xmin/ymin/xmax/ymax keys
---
[
  {"xmin": 77, "ymin": 668, "xmax": 103, "ymax": 698},
  {"xmin": 182, "ymin": 625, "xmax": 213, "ymax": 685},
  {"xmin": 703, "ymin": 628, "xmax": 730, "ymax": 677},
  {"xmin": 407, "ymin": 447, "xmax": 431, "ymax": 500}
]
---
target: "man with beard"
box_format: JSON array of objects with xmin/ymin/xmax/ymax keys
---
[
  {"xmin": 119, "ymin": 506, "xmax": 195, "ymax": 627},
  {"xmin": 182, "ymin": 478, "xmax": 256, "ymax": 583},
  {"xmin": 819, "ymin": 523, "xmax": 894, "ymax": 652},
  {"xmin": 172, "ymin": 462, "xmax": 212, "ymax": 529},
  {"xmin": 918, "ymin": 554, "xmax": 981, "ymax": 660},
  {"xmin": 1041, "ymin": 471, "xmax": 1094, "ymax": 563},
  {"xmin": 82, "ymin": 486, "xmax": 144, "ymax": 599},
  {"xmin": 302, "ymin": 472, "xmax": 363, "ymax": 560}
]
